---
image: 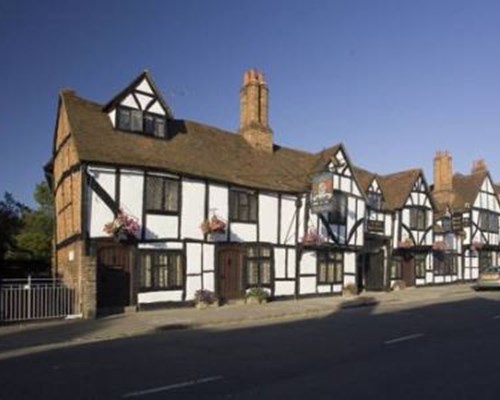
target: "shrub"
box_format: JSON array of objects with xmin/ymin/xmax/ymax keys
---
[
  {"xmin": 245, "ymin": 287, "xmax": 269, "ymax": 304},
  {"xmin": 194, "ymin": 289, "xmax": 217, "ymax": 305}
]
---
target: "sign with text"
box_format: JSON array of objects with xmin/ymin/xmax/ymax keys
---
[
  {"xmin": 310, "ymin": 172, "xmax": 334, "ymax": 214},
  {"xmin": 452, "ymin": 213, "xmax": 463, "ymax": 232},
  {"xmin": 367, "ymin": 219, "xmax": 385, "ymax": 234}
]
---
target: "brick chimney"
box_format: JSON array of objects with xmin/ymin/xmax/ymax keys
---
[
  {"xmin": 239, "ymin": 69, "xmax": 273, "ymax": 152},
  {"xmin": 433, "ymin": 151, "xmax": 453, "ymax": 206},
  {"xmin": 471, "ymin": 159, "xmax": 487, "ymax": 174}
]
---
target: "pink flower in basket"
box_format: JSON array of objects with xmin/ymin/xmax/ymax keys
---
[
  {"xmin": 103, "ymin": 210, "xmax": 140, "ymax": 237},
  {"xmin": 200, "ymin": 215, "xmax": 226, "ymax": 235},
  {"xmin": 301, "ymin": 229, "xmax": 325, "ymax": 245},
  {"xmin": 432, "ymin": 241, "xmax": 447, "ymax": 251}
]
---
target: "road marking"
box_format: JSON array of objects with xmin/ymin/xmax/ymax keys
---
[
  {"xmin": 384, "ymin": 333, "xmax": 424, "ymax": 345},
  {"xmin": 122, "ymin": 375, "xmax": 223, "ymax": 398},
  {"xmin": 493, "ymin": 315, "xmax": 500, "ymax": 320}
]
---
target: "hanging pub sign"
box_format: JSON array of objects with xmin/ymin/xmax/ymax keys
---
[
  {"xmin": 452, "ymin": 213, "xmax": 463, "ymax": 232},
  {"xmin": 310, "ymin": 172, "xmax": 334, "ymax": 214}
]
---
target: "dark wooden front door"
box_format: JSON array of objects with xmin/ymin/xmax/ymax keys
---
[
  {"xmin": 97, "ymin": 244, "xmax": 133, "ymax": 310},
  {"xmin": 218, "ymin": 247, "xmax": 243, "ymax": 302},
  {"xmin": 401, "ymin": 257, "xmax": 416, "ymax": 287},
  {"xmin": 365, "ymin": 250, "xmax": 385, "ymax": 291}
]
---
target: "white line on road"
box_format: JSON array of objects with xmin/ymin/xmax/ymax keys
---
[
  {"xmin": 384, "ymin": 333, "xmax": 425, "ymax": 345},
  {"xmin": 122, "ymin": 376, "xmax": 223, "ymax": 398}
]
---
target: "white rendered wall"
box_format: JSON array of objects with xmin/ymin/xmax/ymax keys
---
[
  {"xmin": 138, "ymin": 291, "xmax": 183, "ymax": 303},
  {"xmin": 145, "ymin": 214, "xmax": 178, "ymax": 239},
  {"xmin": 230, "ymin": 223, "xmax": 257, "ymax": 242},
  {"xmin": 88, "ymin": 167, "xmax": 115, "ymax": 238},
  {"xmin": 208, "ymin": 184, "xmax": 228, "ymax": 241},
  {"xmin": 181, "ymin": 179, "xmax": 205, "ymax": 240},
  {"xmin": 259, "ymin": 193, "xmax": 279, "ymax": 243},
  {"xmin": 120, "ymin": 170, "xmax": 143, "ymax": 238},
  {"xmin": 280, "ymin": 196, "xmax": 297, "ymax": 245}
]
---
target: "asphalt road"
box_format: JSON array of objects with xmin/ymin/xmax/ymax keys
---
[{"xmin": 1, "ymin": 291, "xmax": 500, "ymax": 399}]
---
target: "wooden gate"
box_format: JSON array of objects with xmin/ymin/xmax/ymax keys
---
[
  {"xmin": 97, "ymin": 244, "xmax": 134, "ymax": 311},
  {"xmin": 218, "ymin": 247, "xmax": 244, "ymax": 303}
]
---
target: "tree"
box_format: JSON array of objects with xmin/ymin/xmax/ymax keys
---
[
  {"xmin": 14, "ymin": 181, "xmax": 54, "ymax": 263},
  {"xmin": 0, "ymin": 192, "xmax": 26, "ymax": 262}
]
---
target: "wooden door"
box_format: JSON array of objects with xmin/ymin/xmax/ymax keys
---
[
  {"xmin": 218, "ymin": 248, "xmax": 243, "ymax": 302},
  {"xmin": 97, "ymin": 244, "xmax": 132, "ymax": 310},
  {"xmin": 401, "ymin": 257, "xmax": 416, "ymax": 287},
  {"xmin": 365, "ymin": 250, "xmax": 385, "ymax": 291}
]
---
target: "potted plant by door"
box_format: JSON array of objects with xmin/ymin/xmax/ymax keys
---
[
  {"xmin": 194, "ymin": 289, "xmax": 219, "ymax": 309},
  {"xmin": 245, "ymin": 287, "xmax": 269, "ymax": 304}
]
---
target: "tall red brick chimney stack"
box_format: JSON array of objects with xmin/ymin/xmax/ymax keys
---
[
  {"xmin": 239, "ymin": 69, "xmax": 273, "ymax": 153},
  {"xmin": 433, "ymin": 150, "xmax": 454, "ymax": 207},
  {"xmin": 471, "ymin": 159, "xmax": 487, "ymax": 174}
]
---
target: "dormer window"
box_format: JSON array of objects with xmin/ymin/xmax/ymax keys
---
[{"xmin": 116, "ymin": 106, "xmax": 166, "ymax": 138}]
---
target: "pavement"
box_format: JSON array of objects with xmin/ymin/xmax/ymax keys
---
[{"xmin": 0, "ymin": 283, "xmax": 478, "ymax": 359}]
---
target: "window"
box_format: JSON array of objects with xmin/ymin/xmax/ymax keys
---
[
  {"xmin": 327, "ymin": 191, "xmax": 347, "ymax": 225},
  {"xmin": 245, "ymin": 245, "xmax": 272, "ymax": 287},
  {"xmin": 390, "ymin": 256, "xmax": 402, "ymax": 279},
  {"xmin": 116, "ymin": 106, "xmax": 166, "ymax": 138},
  {"xmin": 479, "ymin": 211, "xmax": 499, "ymax": 233},
  {"xmin": 434, "ymin": 253, "xmax": 458, "ymax": 275},
  {"xmin": 229, "ymin": 189, "xmax": 257, "ymax": 222},
  {"xmin": 409, "ymin": 208, "xmax": 427, "ymax": 230},
  {"xmin": 367, "ymin": 192, "xmax": 382, "ymax": 210},
  {"xmin": 145, "ymin": 176, "xmax": 179, "ymax": 213},
  {"xmin": 139, "ymin": 251, "xmax": 183, "ymax": 290},
  {"xmin": 479, "ymin": 251, "xmax": 491, "ymax": 271},
  {"xmin": 415, "ymin": 254, "xmax": 426, "ymax": 278},
  {"xmin": 318, "ymin": 251, "xmax": 343, "ymax": 284}
]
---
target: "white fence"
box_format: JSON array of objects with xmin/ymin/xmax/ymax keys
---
[{"xmin": 0, "ymin": 277, "xmax": 81, "ymax": 322}]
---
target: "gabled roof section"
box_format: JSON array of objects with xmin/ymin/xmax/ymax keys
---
[
  {"xmin": 102, "ymin": 70, "xmax": 174, "ymax": 119},
  {"xmin": 311, "ymin": 144, "xmax": 366, "ymax": 199},
  {"xmin": 494, "ymin": 183, "xmax": 500, "ymax": 197},
  {"xmin": 310, "ymin": 144, "xmax": 341, "ymax": 175},
  {"xmin": 60, "ymin": 90, "xmax": 323, "ymax": 193},
  {"xmin": 451, "ymin": 171, "xmax": 488, "ymax": 211},
  {"xmin": 378, "ymin": 169, "xmax": 422, "ymax": 211},
  {"xmin": 352, "ymin": 166, "xmax": 375, "ymax": 194}
]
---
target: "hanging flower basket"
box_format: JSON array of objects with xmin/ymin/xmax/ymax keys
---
[
  {"xmin": 470, "ymin": 241, "xmax": 484, "ymax": 252},
  {"xmin": 301, "ymin": 229, "xmax": 326, "ymax": 246},
  {"xmin": 432, "ymin": 241, "xmax": 447, "ymax": 251},
  {"xmin": 398, "ymin": 238, "xmax": 413, "ymax": 248},
  {"xmin": 103, "ymin": 210, "xmax": 140, "ymax": 244},
  {"xmin": 200, "ymin": 215, "xmax": 226, "ymax": 235}
]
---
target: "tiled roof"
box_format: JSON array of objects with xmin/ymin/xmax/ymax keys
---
[
  {"xmin": 352, "ymin": 166, "xmax": 375, "ymax": 193},
  {"xmin": 353, "ymin": 165, "xmax": 422, "ymax": 211},
  {"xmin": 450, "ymin": 171, "xmax": 488, "ymax": 211},
  {"xmin": 378, "ymin": 169, "xmax": 422, "ymax": 211},
  {"xmin": 61, "ymin": 90, "xmax": 340, "ymax": 193}
]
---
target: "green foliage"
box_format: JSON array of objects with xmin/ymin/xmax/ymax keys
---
[
  {"xmin": 0, "ymin": 192, "xmax": 27, "ymax": 261},
  {"xmin": 14, "ymin": 181, "xmax": 54, "ymax": 262}
]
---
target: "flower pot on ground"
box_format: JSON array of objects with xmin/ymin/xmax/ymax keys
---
[
  {"xmin": 194, "ymin": 289, "xmax": 219, "ymax": 309},
  {"xmin": 245, "ymin": 287, "xmax": 269, "ymax": 304},
  {"xmin": 391, "ymin": 280, "xmax": 406, "ymax": 291},
  {"xmin": 344, "ymin": 283, "xmax": 358, "ymax": 296}
]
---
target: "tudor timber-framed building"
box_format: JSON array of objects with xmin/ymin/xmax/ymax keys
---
[
  {"xmin": 47, "ymin": 69, "xmax": 500, "ymax": 318},
  {"xmin": 47, "ymin": 70, "xmax": 370, "ymax": 317}
]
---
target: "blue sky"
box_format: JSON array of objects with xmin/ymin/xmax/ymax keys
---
[{"xmin": 1, "ymin": 0, "xmax": 500, "ymax": 206}]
